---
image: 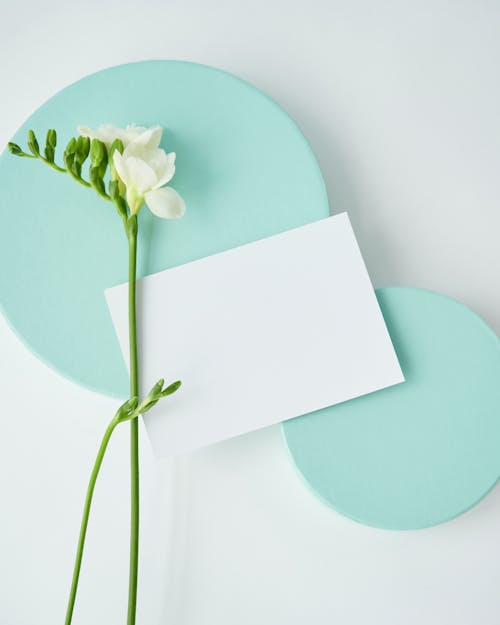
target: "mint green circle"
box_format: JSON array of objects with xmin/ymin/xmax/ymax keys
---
[
  {"xmin": 283, "ymin": 287, "xmax": 500, "ymax": 530},
  {"xmin": 0, "ymin": 61, "xmax": 328, "ymax": 398}
]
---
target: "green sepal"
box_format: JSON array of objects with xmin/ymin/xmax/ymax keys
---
[
  {"xmin": 126, "ymin": 214, "xmax": 138, "ymax": 238},
  {"xmin": 109, "ymin": 180, "xmax": 127, "ymax": 217},
  {"xmin": 122, "ymin": 396, "xmax": 139, "ymax": 413},
  {"xmin": 108, "ymin": 138, "xmax": 124, "ymax": 181},
  {"xmin": 109, "ymin": 138, "xmax": 124, "ymax": 157},
  {"xmin": 116, "ymin": 396, "xmax": 139, "ymax": 422}
]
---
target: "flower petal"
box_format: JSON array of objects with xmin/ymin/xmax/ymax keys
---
[
  {"xmin": 144, "ymin": 187, "xmax": 186, "ymax": 219},
  {"xmin": 112, "ymin": 151, "xmax": 130, "ymax": 186},
  {"xmin": 124, "ymin": 140, "xmax": 155, "ymax": 163},
  {"xmin": 135, "ymin": 126, "xmax": 162, "ymax": 150},
  {"xmin": 78, "ymin": 124, "xmax": 122, "ymax": 146},
  {"xmin": 123, "ymin": 156, "xmax": 158, "ymax": 193},
  {"xmin": 124, "ymin": 124, "xmax": 148, "ymax": 137},
  {"xmin": 153, "ymin": 151, "xmax": 176, "ymax": 189},
  {"xmin": 123, "ymin": 126, "xmax": 164, "ymax": 159},
  {"xmin": 123, "ymin": 126, "xmax": 162, "ymax": 156},
  {"xmin": 77, "ymin": 125, "xmax": 97, "ymax": 139}
]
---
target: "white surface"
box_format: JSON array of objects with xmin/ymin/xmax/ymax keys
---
[
  {"xmin": 107, "ymin": 214, "xmax": 403, "ymax": 456},
  {"xmin": 1, "ymin": 1, "xmax": 500, "ymax": 624}
]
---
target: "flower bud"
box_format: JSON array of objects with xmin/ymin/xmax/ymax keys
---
[
  {"xmin": 63, "ymin": 140, "xmax": 75, "ymax": 170},
  {"xmin": 75, "ymin": 136, "xmax": 90, "ymax": 164},
  {"xmin": 89, "ymin": 166, "xmax": 106, "ymax": 195},
  {"xmin": 27, "ymin": 130, "xmax": 40, "ymax": 156},
  {"xmin": 138, "ymin": 398, "xmax": 159, "ymax": 415},
  {"xmin": 98, "ymin": 148, "xmax": 108, "ymax": 179},
  {"xmin": 90, "ymin": 138, "xmax": 109, "ymax": 180},
  {"xmin": 44, "ymin": 129, "xmax": 57, "ymax": 163},
  {"xmin": 65, "ymin": 137, "xmax": 77, "ymax": 156},
  {"xmin": 47, "ymin": 129, "xmax": 57, "ymax": 148},
  {"xmin": 143, "ymin": 379, "xmax": 165, "ymax": 404},
  {"xmin": 160, "ymin": 380, "xmax": 182, "ymax": 397},
  {"xmin": 7, "ymin": 142, "xmax": 24, "ymax": 156},
  {"xmin": 90, "ymin": 138, "xmax": 105, "ymax": 166},
  {"xmin": 151, "ymin": 378, "xmax": 165, "ymax": 396}
]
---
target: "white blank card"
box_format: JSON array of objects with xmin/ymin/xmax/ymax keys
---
[{"xmin": 105, "ymin": 213, "xmax": 404, "ymax": 456}]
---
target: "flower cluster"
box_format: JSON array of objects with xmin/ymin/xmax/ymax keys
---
[{"xmin": 8, "ymin": 123, "xmax": 186, "ymax": 221}]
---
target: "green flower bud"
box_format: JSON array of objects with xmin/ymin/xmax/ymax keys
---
[
  {"xmin": 160, "ymin": 380, "xmax": 182, "ymax": 397},
  {"xmin": 150, "ymin": 378, "xmax": 165, "ymax": 397},
  {"xmin": 64, "ymin": 152, "xmax": 74, "ymax": 171},
  {"xmin": 75, "ymin": 136, "xmax": 90, "ymax": 164},
  {"xmin": 90, "ymin": 138, "xmax": 108, "ymax": 179},
  {"xmin": 98, "ymin": 148, "xmax": 108, "ymax": 179},
  {"xmin": 44, "ymin": 129, "xmax": 57, "ymax": 163},
  {"xmin": 90, "ymin": 138, "xmax": 105, "ymax": 166},
  {"xmin": 47, "ymin": 129, "xmax": 57, "ymax": 148},
  {"xmin": 89, "ymin": 166, "xmax": 106, "ymax": 195},
  {"xmin": 7, "ymin": 142, "xmax": 24, "ymax": 156},
  {"xmin": 63, "ymin": 138, "xmax": 77, "ymax": 173},
  {"xmin": 27, "ymin": 130, "xmax": 40, "ymax": 156},
  {"xmin": 65, "ymin": 137, "xmax": 77, "ymax": 156},
  {"xmin": 139, "ymin": 398, "xmax": 159, "ymax": 415},
  {"xmin": 67, "ymin": 137, "xmax": 76, "ymax": 152}
]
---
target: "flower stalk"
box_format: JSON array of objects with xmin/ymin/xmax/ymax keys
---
[
  {"xmin": 126, "ymin": 214, "xmax": 140, "ymax": 625},
  {"xmin": 8, "ymin": 124, "xmax": 185, "ymax": 624},
  {"xmin": 63, "ymin": 397, "xmax": 138, "ymax": 625}
]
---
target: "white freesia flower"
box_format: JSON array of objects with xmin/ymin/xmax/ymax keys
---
[
  {"xmin": 113, "ymin": 137, "xmax": 186, "ymax": 219},
  {"xmin": 77, "ymin": 123, "xmax": 186, "ymax": 220},
  {"xmin": 77, "ymin": 123, "xmax": 162, "ymax": 151}
]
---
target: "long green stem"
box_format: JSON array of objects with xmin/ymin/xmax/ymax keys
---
[
  {"xmin": 64, "ymin": 413, "xmax": 121, "ymax": 625},
  {"xmin": 63, "ymin": 215, "xmax": 140, "ymax": 625},
  {"xmin": 127, "ymin": 215, "xmax": 140, "ymax": 625}
]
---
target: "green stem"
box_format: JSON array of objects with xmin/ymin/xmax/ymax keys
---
[
  {"xmin": 63, "ymin": 215, "xmax": 140, "ymax": 625},
  {"xmin": 127, "ymin": 215, "xmax": 140, "ymax": 625},
  {"xmin": 64, "ymin": 413, "xmax": 121, "ymax": 625}
]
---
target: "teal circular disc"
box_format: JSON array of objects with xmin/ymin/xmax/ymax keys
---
[
  {"xmin": 282, "ymin": 287, "xmax": 500, "ymax": 530},
  {"xmin": 0, "ymin": 61, "xmax": 328, "ymax": 397}
]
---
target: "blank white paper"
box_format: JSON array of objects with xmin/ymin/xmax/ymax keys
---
[{"xmin": 105, "ymin": 213, "xmax": 404, "ymax": 456}]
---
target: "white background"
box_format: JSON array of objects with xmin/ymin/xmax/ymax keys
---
[{"xmin": 1, "ymin": 1, "xmax": 499, "ymax": 624}]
